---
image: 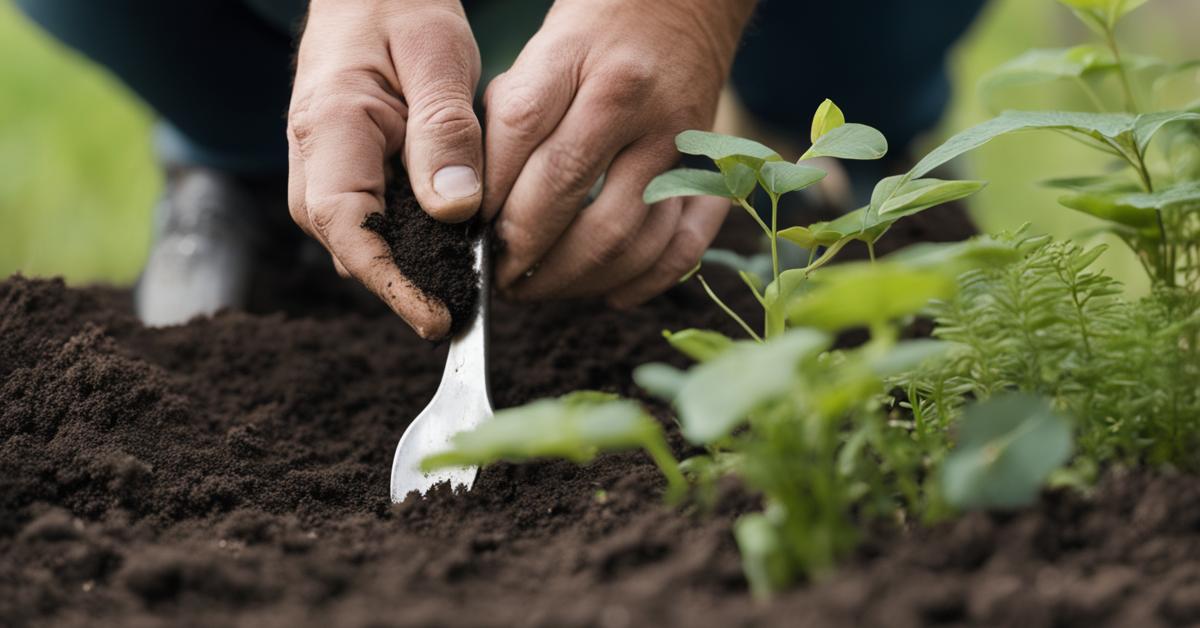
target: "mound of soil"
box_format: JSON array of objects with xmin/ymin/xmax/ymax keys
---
[
  {"xmin": 5, "ymin": 205, "xmax": 1192, "ymax": 627},
  {"xmin": 362, "ymin": 174, "xmax": 479, "ymax": 334}
]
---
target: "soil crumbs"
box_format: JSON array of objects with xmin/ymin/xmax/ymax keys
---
[
  {"xmin": 362, "ymin": 176, "xmax": 478, "ymax": 334},
  {"xmin": 2, "ymin": 207, "xmax": 1196, "ymax": 628}
]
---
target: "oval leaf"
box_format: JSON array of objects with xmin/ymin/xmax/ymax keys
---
[
  {"xmin": 810, "ymin": 99, "xmax": 846, "ymax": 144},
  {"xmin": 801, "ymin": 123, "xmax": 888, "ymax": 161},
  {"xmin": 676, "ymin": 130, "xmax": 781, "ymax": 163},
  {"xmin": 941, "ymin": 394, "xmax": 1073, "ymax": 510},
  {"xmin": 759, "ymin": 161, "xmax": 827, "ymax": 196},
  {"xmin": 676, "ymin": 330, "xmax": 831, "ymax": 444},
  {"xmin": 644, "ymin": 169, "xmax": 733, "ymax": 204}
]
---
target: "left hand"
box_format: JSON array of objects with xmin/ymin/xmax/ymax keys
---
[{"xmin": 481, "ymin": 0, "xmax": 755, "ymax": 308}]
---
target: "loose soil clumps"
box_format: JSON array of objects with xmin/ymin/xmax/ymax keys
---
[
  {"xmin": 362, "ymin": 173, "xmax": 479, "ymax": 334},
  {"xmin": 4, "ymin": 206, "xmax": 1192, "ymax": 627}
]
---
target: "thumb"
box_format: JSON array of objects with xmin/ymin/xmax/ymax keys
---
[{"xmin": 394, "ymin": 5, "xmax": 483, "ymax": 223}]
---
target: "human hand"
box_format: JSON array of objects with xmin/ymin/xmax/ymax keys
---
[
  {"xmin": 287, "ymin": 0, "xmax": 482, "ymax": 339},
  {"xmin": 482, "ymin": 0, "xmax": 756, "ymax": 308}
]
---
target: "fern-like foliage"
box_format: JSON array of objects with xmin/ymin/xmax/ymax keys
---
[{"xmin": 906, "ymin": 230, "xmax": 1200, "ymax": 469}]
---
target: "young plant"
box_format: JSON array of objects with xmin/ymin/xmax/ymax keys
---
[{"xmin": 913, "ymin": 0, "xmax": 1200, "ymax": 288}]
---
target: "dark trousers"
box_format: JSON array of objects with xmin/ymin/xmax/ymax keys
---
[{"xmin": 16, "ymin": 0, "xmax": 987, "ymax": 175}]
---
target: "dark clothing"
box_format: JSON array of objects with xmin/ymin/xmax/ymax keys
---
[{"xmin": 16, "ymin": 0, "xmax": 987, "ymax": 174}]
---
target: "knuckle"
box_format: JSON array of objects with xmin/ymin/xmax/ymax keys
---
[
  {"xmin": 587, "ymin": 220, "xmax": 638, "ymax": 268},
  {"xmin": 412, "ymin": 92, "xmax": 479, "ymax": 140},
  {"xmin": 490, "ymin": 83, "xmax": 546, "ymax": 137},
  {"xmin": 597, "ymin": 56, "xmax": 656, "ymax": 109},
  {"xmin": 543, "ymin": 143, "xmax": 596, "ymax": 194}
]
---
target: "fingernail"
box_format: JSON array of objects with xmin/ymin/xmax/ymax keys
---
[{"xmin": 433, "ymin": 165, "xmax": 480, "ymax": 201}]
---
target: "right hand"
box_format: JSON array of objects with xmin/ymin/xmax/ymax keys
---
[{"xmin": 287, "ymin": 0, "xmax": 482, "ymax": 340}]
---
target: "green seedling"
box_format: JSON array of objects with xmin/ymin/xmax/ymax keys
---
[{"xmin": 422, "ymin": 391, "xmax": 686, "ymax": 501}]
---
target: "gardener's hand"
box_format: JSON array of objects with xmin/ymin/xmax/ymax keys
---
[
  {"xmin": 483, "ymin": 0, "xmax": 755, "ymax": 308},
  {"xmin": 287, "ymin": 0, "xmax": 482, "ymax": 340}
]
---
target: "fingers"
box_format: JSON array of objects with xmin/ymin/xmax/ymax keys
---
[
  {"xmin": 505, "ymin": 136, "xmax": 681, "ymax": 299},
  {"xmin": 481, "ymin": 45, "xmax": 579, "ymax": 219},
  {"xmin": 492, "ymin": 82, "xmax": 646, "ymax": 289},
  {"xmin": 390, "ymin": 5, "xmax": 483, "ymax": 222},
  {"xmin": 288, "ymin": 88, "xmax": 451, "ymax": 339},
  {"xmin": 606, "ymin": 195, "xmax": 730, "ymax": 310}
]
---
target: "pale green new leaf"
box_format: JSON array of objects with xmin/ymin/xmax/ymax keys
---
[
  {"xmin": 676, "ymin": 130, "xmax": 781, "ymax": 163},
  {"xmin": 421, "ymin": 394, "xmax": 657, "ymax": 468},
  {"xmin": 644, "ymin": 169, "xmax": 734, "ymax": 204},
  {"xmin": 758, "ymin": 161, "xmax": 826, "ymax": 196},
  {"xmin": 777, "ymin": 225, "xmax": 844, "ymax": 249},
  {"xmin": 1057, "ymin": 0, "xmax": 1148, "ymax": 34},
  {"xmin": 801, "ymin": 123, "xmax": 888, "ymax": 161},
  {"xmin": 980, "ymin": 45, "xmax": 1115, "ymax": 104},
  {"xmin": 810, "ymin": 98, "xmax": 846, "ymax": 144},
  {"xmin": 941, "ymin": 394, "xmax": 1073, "ymax": 510},
  {"xmin": 633, "ymin": 362, "xmax": 687, "ymax": 402},
  {"xmin": 676, "ymin": 330, "xmax": 830, "ymax": 443},
  {"xmin": 663, "ymin": 328, "xmax": 734, "ymax": 363},
  {"xmin": 788, "ymin": 263, "xmax": 957, "ymax": 331}
]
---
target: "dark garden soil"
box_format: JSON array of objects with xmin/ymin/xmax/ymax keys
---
[
  {"xmin": 362, "ymin": 175, "xmax": 480, "ymax": 334},
  {"xmin": 3, "ymin": 204, "xmax": 1197, "ymax": 628}
]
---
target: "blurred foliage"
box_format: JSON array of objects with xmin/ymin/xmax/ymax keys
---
[
  {"xmin": 0, "ymin": 1, "xmax": 159, "ymax": 285},
  {"xmin": 1, "ymin": 0, "xmax": 1197, "ymax": 286}
]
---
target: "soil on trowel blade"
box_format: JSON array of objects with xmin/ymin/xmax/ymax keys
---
[
  {"xmin": 7, "ymin": 204, "xmax": 1192, "ymax": 627},
  {"xmin": 362, "ymin": 172, "xmax": 479, "ymax": 335}
]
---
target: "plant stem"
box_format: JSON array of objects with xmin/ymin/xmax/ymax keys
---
[
  {"xmin": 769, "ymin": 193, "xmax": 781, "ymax": 287},
  {"xmin": 698, "ymin": 274, "xmax": 762, "ymax": 342},
  {"xmin": 738, "ymin": 197, "xmax": 772, "ymax": 241},
  {"xmin": 1132, "ymin": 152, "xmax": 1175, "ymax": 286},
  {"xmin": 1104, "ymin": 28, "xmax": 1139, "ymax": 113}
]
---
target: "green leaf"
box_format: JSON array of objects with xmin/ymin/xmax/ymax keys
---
[
  {"xmin": 885, "ymin": 238, "xmax": 1022, "ymax": 275},
  {"xmin": 777, "ymin": 225, "xmax": 844, "ymax": 249},
  {"xmin": 877, "ymin": 178, "xmax": 987, "ymax": 216},
  {"xmin": 800, "ymin": 123, "xmax": 888, "ymax": 161},
  {"xmin": 421, "ymin": 394, "xmax": 657, "ymax": 468},
  {"xmin": 633, "ymin": 362, "xmax": 687, "ymax": 402},
  {"xmin": 701, "ymin": 249, "xmax": 773, "ymax": 283},
  {"xmin": 910, "ymin": 111, "xmax": 1140, "ymax": 180},
  {"xmin": 422, "ymin": 394, "xmax": 686, "ymax": 500},
  {"xmin": 1058, "ymin": 0, "xmax": 1148, "ymax": 33},
  {"xmin": 1134, "ymin": 111, "xmax": 1200, "ymax": 153},
  {"xmin": 980, "ymin": 45, "xmax": 1117, "ymax": 106},
  {"xmin": 941, "ymin": 394, "xmax": 1073, "ymax": 510},
  {"xmin": 1120, "ymin": 181, "xmax": 1200, "ymax": 211},
  {"xmin": 1041, "ymin": 175, "xmax": 1141, "ymax": 194},
  {"xmin": 675, "ymin": 130, "xmax": 781, "ymax": 164},
  {"xmin": 810, "ymin": 99, "xmax": 846, "ymax": 144},
  {"xmin": 676, "ymin": 330, "xmax": 831, "ymax": 443},
  {"xmin": 1057, "ymin": 192, "xmax": 1160, "ymax": 228},
  {"xmin": 719, "ymin": 159, "xmax": 759, "ymax": 199},
  {"xmin": 663, "ymin": 328, "xmax": 735, "ymax": 362},
  {"xmin": 788, "ymin": 263, "xmax": 957, "ymax": 331},
  {"xmin": 758, "ymin": 161, "xmax": 826, "ymax": 196},
  {"xmin": 734, "ymin": 513, "xmax": 792, "ymax": 598},
  {"xmin": 644, "ymin": 169, "xmax": 734, "ymax": 204}
]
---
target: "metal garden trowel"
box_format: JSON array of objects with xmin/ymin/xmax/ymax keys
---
[{"xmin": 389, "ymin": 233, "xmax": 493, "ymax": 502}]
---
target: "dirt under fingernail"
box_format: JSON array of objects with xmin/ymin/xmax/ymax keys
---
[{"xmin": 361, "ymin": 166, "xmax": 479, "ymax": 336}]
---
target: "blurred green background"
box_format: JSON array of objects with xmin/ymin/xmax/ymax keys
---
[{"xmin": 1, "ymin": 0, "xmax": 1197, "ymax": 288}]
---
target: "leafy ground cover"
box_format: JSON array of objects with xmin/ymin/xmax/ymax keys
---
[{"xmin": 427, "ymin": 0, "xmax": 1200, "ymax": 595}]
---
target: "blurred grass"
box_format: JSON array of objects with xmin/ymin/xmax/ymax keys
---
[{"xmin": 0, "ymin": 0, "xmax": 1196, "ymax": 287}]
